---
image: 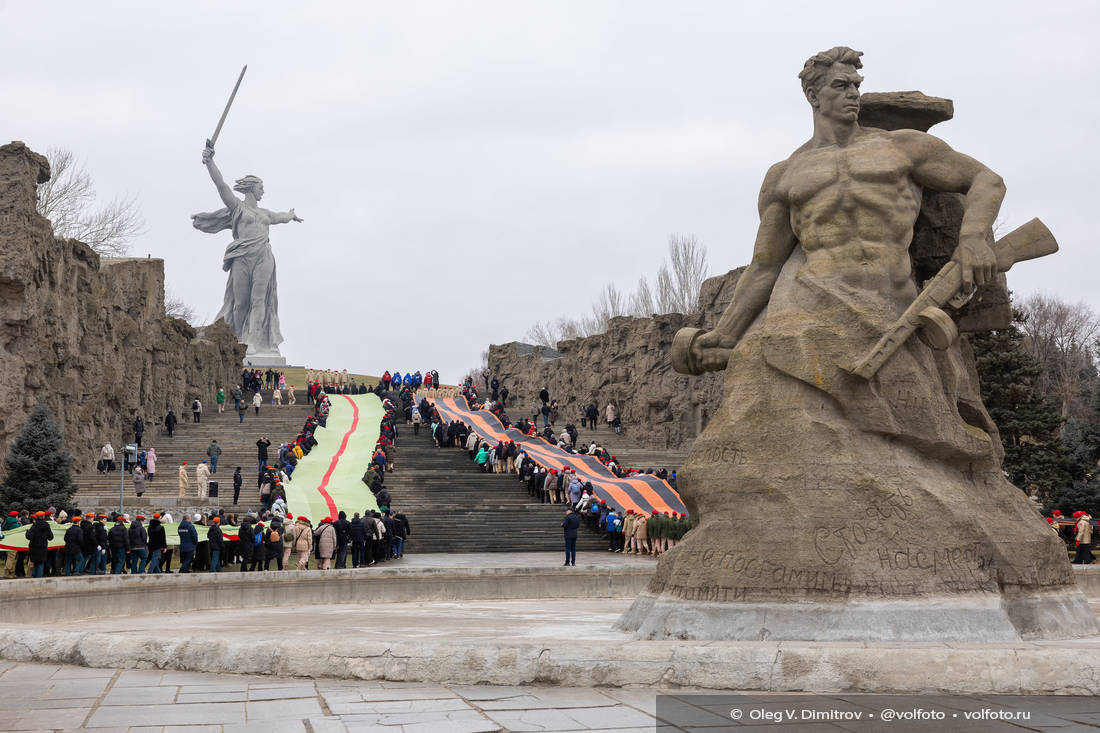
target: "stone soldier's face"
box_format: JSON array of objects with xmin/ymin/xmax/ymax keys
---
[
  {"xmin": 253, "ymin": 183, "xmax": 265, "ymax": 201},
  {"xmin": 809, "ymin": 64, "xmax": 863, "ymax": 122}
]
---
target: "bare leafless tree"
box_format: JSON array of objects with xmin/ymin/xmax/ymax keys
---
[
  {"xmin": 523, "ymin": 234, "xmax": 710, "ymax": 345},
  {"xmin": 1017, "ymin": 294, "xmax": 1100, "ymax": 420},
  {"xmin": 662, "ymin": 234, "xmax": 709, "ymax": 314},
  {"xmin": 36, "ymin": 147, "xmax": 146, "ymax": 257},
  {"xmin": 164, "ymin": 289, "xmax": 198, "ymax": 324},
  {"xmin": 525, "ymin": 320, "xmax": 562, "ymax": 349}
]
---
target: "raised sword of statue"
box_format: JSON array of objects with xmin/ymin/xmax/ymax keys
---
[{"xmin": 203, "ymin": 65, "xmax": 247, "ymax": 159}]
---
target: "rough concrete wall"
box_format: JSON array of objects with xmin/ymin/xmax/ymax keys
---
[
  {"xmin": 488, "ymin": 267, "xmax": 744, "ymax": 450},
  {"xmin": 0, "ymin": 141, "xmax": 245, "ymax": 469}
]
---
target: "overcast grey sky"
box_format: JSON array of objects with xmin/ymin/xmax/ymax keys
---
[{"xmin": 3, "ymin": 1, "xmax": 1097, "ymax": 380}]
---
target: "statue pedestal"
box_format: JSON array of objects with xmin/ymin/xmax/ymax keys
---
[{"xmin": 243, "ymin": 354, "xmax": 287, "ymax": 367}]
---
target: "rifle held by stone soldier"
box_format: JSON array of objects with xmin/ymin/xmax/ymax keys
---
[{"xmin": 849, "ymin": 217, "xmax": 1058, "ymax": 380}]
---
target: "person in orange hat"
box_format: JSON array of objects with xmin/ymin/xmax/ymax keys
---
[
  {"xmin": 26, "ymin": 511, "xmax": 53, "ymax": 578},
  {"xmin": 147, "ymin": 514, "xmax": 167, "ymax": 574},
  {"xmin": 207, "ymin": 516, "xmax": 224, "ymax": 573},
  {"xmin": 128, "ymin": 515, "xmax": 149, "ymax": 574},
  {"xmin": 90, "ymin": 514, "xmax": 109, "ymax": 574}
]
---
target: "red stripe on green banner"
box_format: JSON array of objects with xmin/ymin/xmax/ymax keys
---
[{"xmin": 315, "ymin": 394, "xmax": 360, "ymax": 518}]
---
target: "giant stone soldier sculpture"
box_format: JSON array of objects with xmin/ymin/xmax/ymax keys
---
[{"xmin": 617, "ymin": 47, "xmax": 1097, "ymax": 642}]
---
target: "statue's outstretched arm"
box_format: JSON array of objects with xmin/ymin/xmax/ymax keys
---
[
  {"xmin": 269, "ymin": 209, "xmax": 303, "ymax": 224},
  {"xmin": 202, "ymin": 143, "xmax": 239, "ymax": 210}
]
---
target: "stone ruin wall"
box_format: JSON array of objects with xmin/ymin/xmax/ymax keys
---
[
  {"xmin": 488, "ymin": 92, "xmax": 1012, "ymax": 451},
  {"xmin": 488, "ymin": 269, "xmax": 740, "ymax": 450},
  {"xmin": 0, "ymin": 141, "xmax": 246, "ymax": 472}
]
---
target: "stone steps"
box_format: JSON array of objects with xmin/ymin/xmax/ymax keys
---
[
  {"xmin": 73, "ymin": 400, "xmax": 315, "ymax": 509},
  {"xmin": 384, "ymin": 428, "xmax": 605, "ymax": 553}
]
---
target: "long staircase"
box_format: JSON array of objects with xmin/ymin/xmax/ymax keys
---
[
  {"xmin": 71, "ymin": 388, "xmax": 657, "ymax": 555},
  {"xmin": 73, "ymin": 393, "xmax": 313, "ymax": 511},
  {"xmin": 384, "ymin": 427, "xmax": 607, "ymax": 553}
]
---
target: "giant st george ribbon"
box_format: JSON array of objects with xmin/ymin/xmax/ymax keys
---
[{"xmin": 430, "ymin": 396, "xmax": 687, "ymax": 516}]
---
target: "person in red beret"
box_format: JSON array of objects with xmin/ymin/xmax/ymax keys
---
[
  {"xmin": 631, "ymin": 508, "xmax": 650, "ymax": 555},
  {"xmin": 2, "ymin": 508, "xmax": 20, "ymax": 577},
  {"xmin": 287, "ymin": 515, "xmax": 313, "ymax": 571},
  {"xmin": 26, "ymin": 511, "xmax": 53, "ymax": 578},
  {"xmin": 314, "ymin": 517, "xmax": 337, "ymax": 570},
  {"xmin": 1074, "ymin": 511, "xmax": 1094, "ymax": 565}
]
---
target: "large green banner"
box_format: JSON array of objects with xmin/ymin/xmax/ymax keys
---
[
  {"xmin": 281, "ymin": 393, "xmax": 383, "ymax": 522},
  {"xmin": 0, "ymin": 521, "xmax": 235, "ymax": 550}
]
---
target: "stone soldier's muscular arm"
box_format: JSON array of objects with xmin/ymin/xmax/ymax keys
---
[
  {"xmin": 894, "ymin": 129, "xmax": 1005, "ymax": 288},
  {"xmin": 695, "ymin": 162, "xmax": 798, "ymax": 370}
]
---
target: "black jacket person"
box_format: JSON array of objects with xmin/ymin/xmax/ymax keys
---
[{"xmin": 107, "ymin": 519, "xmax": 130, "ymax": 574}]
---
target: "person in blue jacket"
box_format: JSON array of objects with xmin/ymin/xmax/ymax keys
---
[
  {"xmin": 402, "ymin": 373, "xmax": 413, "ymax": 388},
  {"xmin": 600, "ymin": 508, "xmax": 621, "ymax": 552},
  {"xmin": 391, "ymin": 372, "xmax": 402, "ymax": 389},
  {"xmin": 412, "ymin": 371, "xmax": 422, "ymax": 388},
  {"xmin": 177, "ymin": 515, "xmax": 199, "ymax": 573}
]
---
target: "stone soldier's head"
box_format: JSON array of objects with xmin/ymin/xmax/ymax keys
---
[{"xmin": 798, "ymin": 46, "xmax": 864, "ymax": 122}]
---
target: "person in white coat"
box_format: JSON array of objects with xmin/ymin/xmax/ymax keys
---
[{"xmin": 196, "ymin": 461, "xmax": 211, "ymax": 498}]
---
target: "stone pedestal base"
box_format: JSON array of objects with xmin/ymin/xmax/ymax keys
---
[
  {"xmin": 243, "ymin": 354, "xmax": 287, "ymax": 367},
  {"xmin": 616, "ymin": 588, "xmax": 1099, "ymax": 642}
]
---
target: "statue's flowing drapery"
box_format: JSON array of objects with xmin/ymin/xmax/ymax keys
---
[{"xmin": 192, "ymin": 199, "xmax": 282, "ymax": 355}]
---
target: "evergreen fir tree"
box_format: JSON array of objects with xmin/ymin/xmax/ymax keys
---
[
  {"xmin": 1063, "ymin": 380, "xmax": 1100, "ymax": 476},
  {"xmin": 1045, "ymin": 477, "xmax": 1100, "ymax": 518},
  {"xmin": 0, "ymin": 402, "xmax": 76, "ymax": 510},
  {"xmin": 970, "ymin": 311, "xmax": 1075, "ymax": 499}
]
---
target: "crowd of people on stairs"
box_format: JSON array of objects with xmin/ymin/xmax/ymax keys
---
[{"xmin": 4, "ymin": 380, "xmax": 417, "ymax": 578}]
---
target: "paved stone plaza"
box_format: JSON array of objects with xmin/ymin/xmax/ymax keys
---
[
  {"xmin": 8, "ymin": 660, "xmax": 1100, "ymax": 731},
  {"xmin": 0, "ymin": 660, "xmax": 661, "ymax": 732}
]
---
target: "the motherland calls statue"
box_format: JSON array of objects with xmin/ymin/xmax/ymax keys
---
[
  {"xmin": 618, "ymin": 47, "xmax": 1098, "ymax": 641},
  {"xmin": 192, "ymin": 142, "xmax": 301, "ymax": 363}
]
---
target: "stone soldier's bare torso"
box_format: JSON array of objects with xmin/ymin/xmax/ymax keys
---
[{"xmin": 775, "ymin": 130, "xmax": 924, "ymax": 294}]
